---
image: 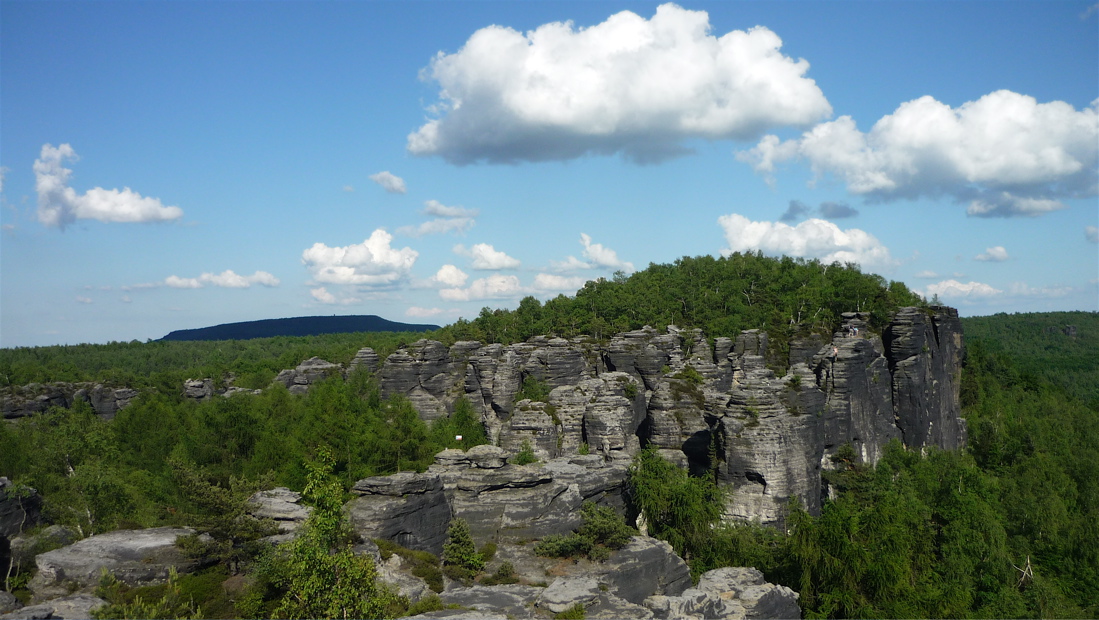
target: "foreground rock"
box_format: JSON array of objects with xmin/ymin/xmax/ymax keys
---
[
  {"xmin": 27, "ymin": 527, "xmax": 208, "ymax": 601},
  {"xmin": 645, "ymin": 567, "xmax": 800, "ymax": 620},
  {"xmin": 0, "ymin": 594, "xmax": 107, "ymax": 620}
]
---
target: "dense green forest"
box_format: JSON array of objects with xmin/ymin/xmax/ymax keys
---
[
  {"xmin": 961, "ymin": 311, "xmax": 1099, "ymax": 407},
  {"xmin": 437, "ymin": 253, "xmax": 924, "ymax": 351},
  {"xmin": 0, "ymin": 331, "xmax": 422, "ymax": 391},
  {"xmin": 2, "ymin": 254, "xmax": 1096, "ymax": 618}
]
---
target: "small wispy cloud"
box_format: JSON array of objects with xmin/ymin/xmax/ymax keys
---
[
  {"xmin": 369, "ymin": 171, "xmax": 407, "ymax": 194},
  {"xmin": 974, "ymin": 246, "xmax": 1009, "ymax": 262},
  {"xmin": 164, "ymin": 270, "xmax": 280, "ymax": 289}
]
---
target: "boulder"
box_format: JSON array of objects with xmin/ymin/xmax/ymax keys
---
[
  {"xmin": 27, "ymin": 527, "xmax": 209, "ymax": 600},
  {"xmin": 536, "ymin": 577, "xmax": 602, "ymax": 613},
  {"xmin": 0, "ymin": 592, "xmax": 19, "ymax": 616},
  {"xmin": 645, "ymin": 566, "xmax": 800, "ymax": 620},
  {"xmin": 8, "ymin": 526, "xmax": 78, "ymax": 576},
  {"xmin": 246, "ymin": 487, "xmax": 311, "ymax": 534},
  {"xmin": 274, "ymin": 357, "xmax": 342, "ymax": 395}
]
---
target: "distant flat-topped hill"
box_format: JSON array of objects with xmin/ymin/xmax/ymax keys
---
[{"xmin": 159, "ymin": 315, "xmax": 440, "ymax": 341}]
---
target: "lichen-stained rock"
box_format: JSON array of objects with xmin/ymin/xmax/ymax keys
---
[
  {"xmin": 603, "ymin": 327, "xmax": 678, "ymax": 391},
  {"xmin": 719, "ymin": 354, "xmax": 823, "ymax": 523},
  {"xmin": 524, "ymin": 337, "xmax": 597, "ymax": 388},
  {"xmin": 644, "ymin": 374, "xmax": 710, "ymax": 464},
  {"xmin": 885, "ymin": 306, "xmax": 967, "ymax": 451},
  {"xmin": 27, "ymin": 527, "xmax": 209, "ymax": 601},
  {"xmin": 498, "ymin": 401, "xmax": 560, "ymax": 461},
  {"xmin": 346, "ymin": 472, "xmax": 451, "ymax": 555},
  {"xmin": 582, "ymin": 373, "xmax": 646, "ymax": 455}
]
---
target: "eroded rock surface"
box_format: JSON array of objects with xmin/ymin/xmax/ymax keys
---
[{"xmin": 27, "ymin": 527, "xmax": 209, "ymax": 601}]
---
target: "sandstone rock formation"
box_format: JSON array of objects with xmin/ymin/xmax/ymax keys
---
[
  {"xmin": 1, "ymin": 384, "xmax": 136, "ymax": 420},
  {"xmin": 370, "ymin": 306, "xmax": 965, "ymax": 527}
]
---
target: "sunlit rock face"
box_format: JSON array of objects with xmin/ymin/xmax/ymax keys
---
[{"xmin": 368, "ymin": 306, "xmax": 966, "ymax": 526}]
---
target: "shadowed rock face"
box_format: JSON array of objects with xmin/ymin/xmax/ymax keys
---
[
  {"xmin": 373, "ymin": 306, "xmax": 966, "ymax": 527},
  {"xmin": 1, "ymin": 383, "xmax": 137, "ymax": 420}
]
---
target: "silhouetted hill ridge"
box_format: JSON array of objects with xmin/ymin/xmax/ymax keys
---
[{"xmin": 159, "ymin": 315, "xmax": 439, "ymax": 341}]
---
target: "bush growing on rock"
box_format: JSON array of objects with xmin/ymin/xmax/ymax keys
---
[
  {"xmin": 441, "ymin": 518, "xmax": 483, "ymax": 584},
  {"xmin": 534, "ymin": 502, "xmax": 636, "ymax": 562}
]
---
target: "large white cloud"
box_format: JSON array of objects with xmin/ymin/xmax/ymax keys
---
[
  {"xmin": 397, "ymin": 200, "xmax": 478, "ymax": 237},
  {"xmin": 738, "ymin": 91, "xmax": 1098, "ymax": 217},
  {"xmin": 164, "ymin": 270, "xmax": 280, "ymax": 289},
  {"xmin": 368, "ymin": 171, "xmax": 407, "ymax": 194},
  {"xmin": 439, "ymin": 274, "xmax": 523, "ymax": 301},
  {"xmin": 34, "ymin": 144, "xmax": 183, "ymax": 229},
  {"xmin": 302, "ymin": 229, "xmax": 418, "ymax": 286},
  {"xmin": 409, "ymin": 3, "xmax": 831, "ymax": 164},
  {"xmin": 718, "ymin": 213, "xmax": 895, "ymax": 270},
  {"xmin": 455, "ymin": 243, "xmax": 521, "ymax": 270}
]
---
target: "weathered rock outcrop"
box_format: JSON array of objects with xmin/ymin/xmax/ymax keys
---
[
  {"xmin": 273, "ymin": 356, "xmax": 343, "ymax": 395},
  {"xmin": 27, "ymin": 527, "xmax": 209, "ymax": 601},
  {"xmin": 346, "ymin": 472, "xmax": 452, "ymax": 555},
  {"xmin": 1, "ymin": 384, "xmax": 136, "ymax": 420},
  {"xmin": 0, "ymin": 593, "xmax": 107, "ymax": 620},
  {"xmin": 645, "ymin": 566, "xmax": 800, "ymax": 620},
  {"xmin": 246, "ymin": 487, "xmax": 311, "ymax": 535},
  {"xmin": 371, "ymin": 306, "xmax": 965, "ymax": 527}
]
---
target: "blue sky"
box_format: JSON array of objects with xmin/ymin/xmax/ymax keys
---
[{"xmin": 2, "ymin": 1, "xmax": 1096, "ymax": 348}]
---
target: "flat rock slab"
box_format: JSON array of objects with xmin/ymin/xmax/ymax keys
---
[
  {"xmin": 28, "ymin": 527, "xmax": 205, "ymax": 599},
  {"xmin": 0, "ymin": 594, "xmax": 107, "ymax": 620}
]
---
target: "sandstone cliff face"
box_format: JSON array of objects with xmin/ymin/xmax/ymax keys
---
[{"xmin": 373, "ymin": 306, "xmax": 966, "ymax": 526}]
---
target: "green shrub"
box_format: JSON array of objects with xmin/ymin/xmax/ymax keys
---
[
  {"xmin": 513, "ymin": 439, "xmax": 537, "ymax": 465},
  {"xmin": 516, "ymin": 375, "xmax": 551, "ymax": 402},
  {"xmin": 555, "ymin": 603, "xmax": 586, "ymax": 619},
  {"xmin": 533, "ymin": 502, "xmax": 636, "ymax": 561},
  {"xmin": 442, "ymin": 518, "xmax": 484, "ymax": 573}
]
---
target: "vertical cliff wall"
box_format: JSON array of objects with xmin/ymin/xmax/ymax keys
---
[{"xmin": 370, "ymin": 306, "xmax": 966, "ymax": 526}]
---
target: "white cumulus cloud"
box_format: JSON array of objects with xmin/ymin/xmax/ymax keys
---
[
  {"xmin": 368, "ymin": 171, "xmax": 407, "ymax": 194},
  {"xmin": 974, "ymin": 246, "xmax": 1009, "ymax": 262},
  {"xmin": 439, "ymin": 274, "xmax": 524, "ymax": 301},
  {"xmin": 432, "ymin": 264, "xmax": 469, "ymax": 287},
  {"xmin": 409, "ymin": 3, "xmax": 831, "ymax": 164},
  {"xmin": 164, "ymin": 270, "xmax": 280, "ymax": 289},
  {"xmin": 455, "ymin": 243, "xmax": 521, "ymax": 270},
  {"xmin": 34, "ymin": 144, "xmax": 183, "ymax": 229},
  {"xmin": 1087, "ymin": 225, "xmax": 1098, "ymax": 243},
  {"xmin": 738, "ymin": 91, "xmax": 1098, "ymax": 217},
  {"xmin": 302, "ymin": 229, "xmax": 418, "ymax": 286},
  {"xmin": 580, "ymin": 233, "xmax": 634, "ymax": 272},
  {"xmin": 718, "ymin": 213, "xmax": 895, "ymax": 271},
  {"xmin": 397, "ymin": 200, "xmax": 478, "ymax": 237}
]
